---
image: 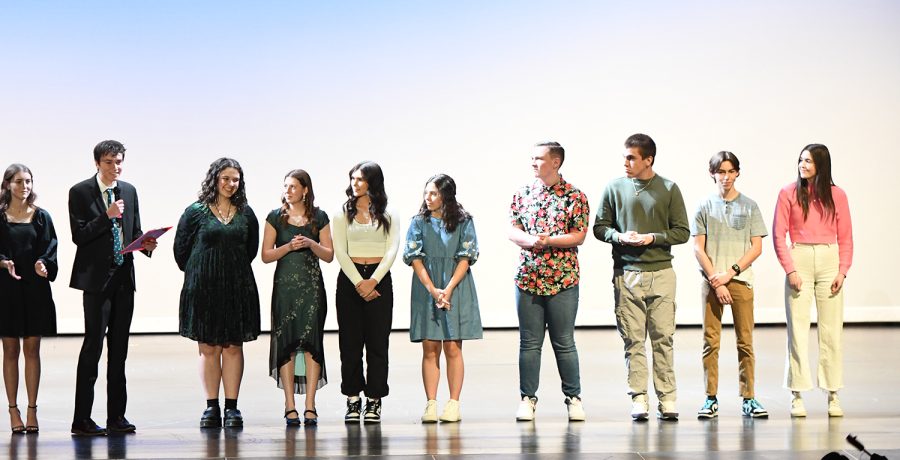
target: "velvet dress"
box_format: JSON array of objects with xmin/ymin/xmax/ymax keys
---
[{"xmin": 174, "ymin": 202, "xmax": 261, "ymax": 344}]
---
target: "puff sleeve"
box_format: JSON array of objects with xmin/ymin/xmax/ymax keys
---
[
  {"xmin": 403, "ymin": 216, "xmax": 426, "ymax": 266},
  {"xmin": 455, "ymin": 217, "xmax": 479, "ymax": 265}
]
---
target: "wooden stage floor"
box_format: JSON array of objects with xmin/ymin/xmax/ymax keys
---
[{"xmin": 2, "ymin": 325, "xmax": 898, "ymax": 459}]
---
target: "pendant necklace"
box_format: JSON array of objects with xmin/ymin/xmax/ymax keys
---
[
  {"xmin": 215, "ymin": 202, "xmax": 235, "ymax": 224},
  {"xmin": 631, "ymin": 176, "xmax": 655, "ymax": 196}
]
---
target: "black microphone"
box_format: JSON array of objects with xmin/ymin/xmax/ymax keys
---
[{"xmin": 112, "ymin": 186, "xmax": 122, "ymax": 225}]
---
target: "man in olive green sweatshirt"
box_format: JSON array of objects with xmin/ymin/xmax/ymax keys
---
[{"xmin": 593, "ymin": 133, "xmax": 690, "ymax": 421}]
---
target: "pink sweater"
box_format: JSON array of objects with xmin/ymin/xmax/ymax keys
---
[{"xmin": 772, "ymin": 183, "xmax": 853, "ymax": 275}]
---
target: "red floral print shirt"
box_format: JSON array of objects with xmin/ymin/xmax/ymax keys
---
[{"xmin": 509, "ymin": 176, "xmax": 590, "ymax": 296}]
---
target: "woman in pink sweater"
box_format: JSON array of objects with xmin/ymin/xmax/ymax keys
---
[{"xmin": 773, "ymin": 144, "xmax": 853, "ymax": 418}]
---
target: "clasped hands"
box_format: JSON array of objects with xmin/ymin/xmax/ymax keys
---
[
  {"xmin": 619, "ymin": 231, "xmax": 654, "ymax": 246},
  {"xmin": 286, "ymin": 234, "xmax": 315, "ymax": 251},
  {"xmin": 531, "ymin": 233, "xmax": 551, "ymax": 250},
  {"xmin": 707, "ymin": 272, "xmax": 734, "ymax": 304},
  {"xmin": 1, "ymin": 259, "xmax": 48, "ymax": 280},
  {"xmin": 355, "ymin": 278, "xmax": 381, "ymax": 302},
  {"xmin": 428, "ymin": 285, "xmax": 454, "ymax": 311}
]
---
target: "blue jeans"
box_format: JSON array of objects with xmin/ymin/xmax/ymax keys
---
[{"xmin": 516, "ymin": 285, "xmax": 581, "ymax": 398}]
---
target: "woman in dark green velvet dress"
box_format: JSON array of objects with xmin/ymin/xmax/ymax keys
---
[
  {"xmin": 174, "ymin": 158, "xmax": 260, "ymax": 429},
  {"xmin": 261, "ymin": 169, "xmax": 333, "ymax": 426}
]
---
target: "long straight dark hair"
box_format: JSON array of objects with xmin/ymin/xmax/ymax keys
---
[
  {"xmin": 343, "ymin": 161, "xmax": 389, "ymax": 233},
  {"xmin": 279, "ymin": 169, "xmax": 319, "ymax": 236},
  {"xmin": 0, "ymin": 164, "xmax": 38, "ymax": 218},
  {"xmin": 796, "ymin": 144, "xmax": 836, "ymax": 222},
  {"xmin": 418, "ymin": 174, "xmax": 469, "ymax": 233}
]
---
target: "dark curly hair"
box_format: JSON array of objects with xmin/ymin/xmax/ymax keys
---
[
  {"xmin": 198, "ymin": 157, "xmax": 248, "ymax": 210},
  {"xmin": 343, "ymin": 161, "xmax": 389, "ymax": 233},
  {"xmin": 796, "ymin": 144, "xmax": 836, "ymax": 222},
  {"xmin": 418, "ymin": 173, "xmax": 469, "ymax": 233},
  {"xmin": 0, "ymin": 164, "xmax": 38, "ymax": 218},
  {"xmin": 280, "ymin": 169, "xmax": 319, "ymax": 236}
]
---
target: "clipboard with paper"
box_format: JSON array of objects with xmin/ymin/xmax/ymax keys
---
[{"xmin": 120, "ymin": 226, "xmax": 172, "ymax": 254}]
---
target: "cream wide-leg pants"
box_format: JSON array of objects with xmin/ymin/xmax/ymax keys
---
[{"xmin": 784, "ymin": 243, "xmax": 844, "ymax": 392}]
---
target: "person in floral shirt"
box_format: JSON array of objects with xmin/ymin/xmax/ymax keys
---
[{"xmin": 508, "ymin": 141, "xmax": 589, "ymax": 422}]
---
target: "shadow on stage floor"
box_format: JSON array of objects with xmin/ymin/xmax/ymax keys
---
[{"xmin": 2, "ymin": 326, "xmax": 898, "ymax": 459}]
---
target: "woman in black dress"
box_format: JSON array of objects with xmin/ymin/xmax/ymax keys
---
[
  {"xmin": 174, "ymin": 158, "xmax": 260, "ymax": 428},
  {"xmin": 261, "ymin": 169, "xmax": 333, "ymax": 426},
  {"xmin": 0, "ymin": 164, "xmax": 57, "ymax": 434}
]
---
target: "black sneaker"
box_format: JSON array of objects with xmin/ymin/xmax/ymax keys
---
[
  {"xmin": 363, "ymin": 398, "xmax": 382, "ymax": 424},
  {"xmin": 345, "ymin": 397, "xmax": 362, "ymax": 423}
]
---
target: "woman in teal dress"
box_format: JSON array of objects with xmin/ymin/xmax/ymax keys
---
[
  {"xmin": 174, "ymin": 158, "xmax": 260, "ymax": 429},
  {"xmin": 403, "ymin": 174, "xmax": 481, "ymax": 424},
  {"xmin": 261, "ymin": 169, "xmax": 333, "ymax": 426}
]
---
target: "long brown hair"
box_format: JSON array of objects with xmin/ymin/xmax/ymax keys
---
[
  {"xmin": 280, "ymin": 169, "xmax": 319, "ymax": 235},
  {"xmin": 0, "ymin": 164, "xmax": 38, "ymax": 218},
  {"xmin": 796, "ymin": 144, "xmax": 836, "ymax": 222}
]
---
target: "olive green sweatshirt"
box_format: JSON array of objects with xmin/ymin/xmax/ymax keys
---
[{"xmin": 593, "ymin": 174, "xmax": 690, "ymax": 271}]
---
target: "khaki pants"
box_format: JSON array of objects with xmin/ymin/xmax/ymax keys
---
[
  {"xmin": 784, "ymin": 243, "xmax": 844, "ymax": 391},
  {"xmin": 613, "ymin": 268, "xmax": 677, "ymax": 402},
  {"xmin": 700, "ymin": 280, "xmax": 756, "ymax": 399}
]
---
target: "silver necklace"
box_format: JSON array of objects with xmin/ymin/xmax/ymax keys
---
[
  {"xmin": 214, "ymin": 202, "xmax": 235, "ymax": 224},
  {"xmin": 631, "ymin": 176, "xmax": 655, "ymax": 196}
]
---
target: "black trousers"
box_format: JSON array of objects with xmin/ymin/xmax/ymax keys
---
[
  {"xmin": 336, "ymin": 264, "xmax": 393, "ymax": 398},
  {"xmin": 73, "ymin": 266, "xmax": 135, "ymax": 422}
]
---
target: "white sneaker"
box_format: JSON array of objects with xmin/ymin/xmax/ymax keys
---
[
  {"xmin": 828, "ymin": 392, "xmax": 844, "ymax": 417},
  {"xmin": 631, "ymin": 394, "xmax": 649, "ymax": 421},
  {"xmin": 657, "ymin": 400, "xmax": 679, "ymax": 421},
  {"xmin": 421, "ymin": 400, "xmax": 438, "ymax": 423},
  {"xmin": 565, "ymin": 396, "xmax": 585, "ymax": 422},
  {"xmin": 516, "ymin": 396, "xmax": 537, "ymax": 421},
  {"xmin": 439, "ymin": 399, "xmax": 461, "ymax": 423},
  {"xmin": 790, "ymin": 392, "xmax": 807, "ymax": 418}
]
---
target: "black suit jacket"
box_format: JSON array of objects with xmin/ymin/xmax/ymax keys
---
[{"xmin": 68, "ymin": 176, "xmax": 146, "ymax": 292}]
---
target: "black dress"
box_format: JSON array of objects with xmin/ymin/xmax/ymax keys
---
[
  {"xmin": 174, "ymin": 202, "xmax": 261, "ymax": 345},
  {"xmin": 267, "ymin": 208, "xmax": 329, "ymax": 394},
  {"xmin": 0, "ymin": 208, "xmax": 58, "ymax": 337}
]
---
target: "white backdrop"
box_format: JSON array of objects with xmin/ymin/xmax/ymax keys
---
[{"xmin": 1, "ymin": 1, "xmax": 898, "ymax": 333}]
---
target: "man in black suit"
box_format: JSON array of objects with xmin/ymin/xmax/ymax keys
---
[{"xmin": 68, "ymin": 140, "xmax": 156, "ymax": 436}]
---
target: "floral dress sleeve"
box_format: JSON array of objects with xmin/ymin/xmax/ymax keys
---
[
  {"xmin": 402, "ymin": 216, "xmax": 426, "ymax": 266},
  {"xmin": 455, "ymin": 217, "xmax": 479, "ymax": 265}
]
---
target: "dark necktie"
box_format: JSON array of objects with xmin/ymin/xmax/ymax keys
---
[{"xmin": 106, "ymin": 188, "xmax": 125, "ymax": 266}]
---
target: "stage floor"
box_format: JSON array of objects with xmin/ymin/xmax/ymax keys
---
[{"xmin": 3, "ymin": 325, "xmax": 898, "ymax": 459}]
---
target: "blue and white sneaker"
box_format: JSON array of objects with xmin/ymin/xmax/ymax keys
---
[
  {"xmin": 697, "ymin": 398, "xmax": 719, "ymax": 419},
  {"xmin": 742, "ymin": 398, "xmax": 768, "ymax": 418}
]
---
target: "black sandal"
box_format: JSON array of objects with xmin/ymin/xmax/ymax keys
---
[
  {"xmin": 8, "ymin": 405, "xmax": 25, "ymax": 434},
  {"xmin": 304, "ymin": 409, "xmax": 318, "ymax": 426},
  {"xmin": 284, "ymin": 409, "xmax": 301, "ymax": 426},
  {"xmin": 25, "ymin": 405, "xmax": 38, "ymax": 434}
]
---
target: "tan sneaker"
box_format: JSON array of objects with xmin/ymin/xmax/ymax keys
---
[
  {"xmin": 828, "ymin": 392, "xmax": 844, "ymax": 417},
  {"xmin": 439, "ymin": 399, "xmax": 461, "ymax": 423},
  {"xmin": 790, "ymin": 392, "xmax": 807, "ymax": 418},
  {"xmin": 421, "ymin": 400, "xmax": 438, "ymax": 423}
]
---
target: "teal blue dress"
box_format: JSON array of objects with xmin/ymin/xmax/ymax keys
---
[
  {"xmin": 266, "ymin": 208, "xmax": 328, "ymax": 394},
  {"xmin": 403, "ymin": 215, "xmax": 482, "ymax": 342},
  {"xmin": 174, "ymin": 202, "xmax": 261, "ymax": 345}
]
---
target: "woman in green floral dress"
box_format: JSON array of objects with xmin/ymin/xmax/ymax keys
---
[{"xmin": 261, "ymin": 169, "xmax": 333, "ymax": 426}]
